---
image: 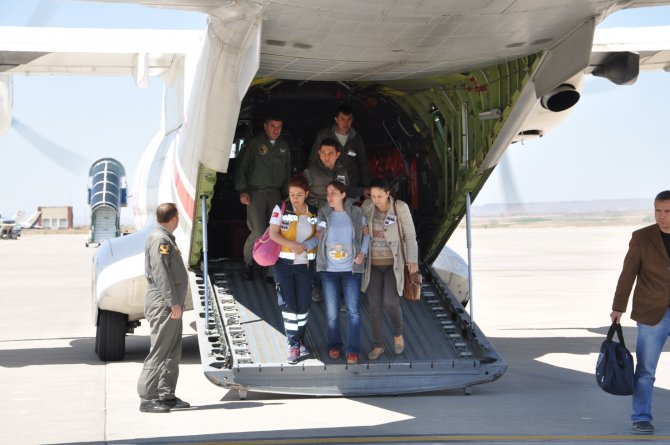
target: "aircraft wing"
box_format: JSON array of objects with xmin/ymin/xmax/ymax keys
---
[
  {"xmin": 0, "ymin": 27, "xmax": 204, "ymax": 86},
  {"xmin": 478, "ymin": 22, "xmax": 670, "ymax": 171},
  {"xmin": 20, "ymin": 211, "xmax": 41, "ymax": 229},
  {"xmin": 1, "ymin": 23, "xmax": 668, "ymax": 92},
  {"xmin": 589, "ymin": 26, "xmax": 670, "ymax": 84},
  {"xmin": 0, "ymin": 26, "xmax": 205, "ymax": 132}
]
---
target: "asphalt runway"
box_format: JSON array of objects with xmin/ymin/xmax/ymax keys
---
[{"xmin": 2, "ymin": 227, "xmax": 670, "ymax": 445}]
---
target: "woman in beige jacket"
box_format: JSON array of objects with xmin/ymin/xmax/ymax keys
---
[{"xmin": 361, "ymin": 179, "xmax": 418, "ymax": 360}]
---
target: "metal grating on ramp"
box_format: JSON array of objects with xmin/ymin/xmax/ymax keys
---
[
  {"xmin": 189, "ymin": 259, "xmax": 506, "ymax": 396},
  {"xmin": 210, "ymin": 262, "xmax": 469, "ymax": 366}
]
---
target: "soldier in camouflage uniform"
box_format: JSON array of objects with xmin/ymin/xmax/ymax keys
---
[
  {"xmin": 235, "ymin": 114, "xmax": 291, "ymax": 279},
  {"xmin": 137, "ymin": 203, "xmax": 190, "ymax": 413}
]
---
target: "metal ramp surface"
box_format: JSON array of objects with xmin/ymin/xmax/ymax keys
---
[{"xmin": 190, "ymin": 261, "xmax": 506, "ymax": 396}]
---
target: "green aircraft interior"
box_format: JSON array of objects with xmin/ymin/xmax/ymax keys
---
[{"xmin": 193, "ymin": 52, "xmax": 543, "ymax": 267}]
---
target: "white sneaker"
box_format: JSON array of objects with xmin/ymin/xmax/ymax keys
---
[{"xmin": 299, "ymin": 340, "xmax": 309, "ymax": 357}]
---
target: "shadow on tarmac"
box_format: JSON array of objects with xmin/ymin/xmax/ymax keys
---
[
  {"xmin": 0, "ymin": 325, "xmax": 631, "ymax": 367},
  {"xmin": 37, "ymin": 325, "xmax": 670, "ymax": 444},
  {"xmin": 0, "ymin": 334, "xmax": 201, "ymax": 367}
]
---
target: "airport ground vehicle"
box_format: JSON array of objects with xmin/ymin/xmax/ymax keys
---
[{"xmin": 0, "ymin": 222, "xmax": 20, "ymax": 239}]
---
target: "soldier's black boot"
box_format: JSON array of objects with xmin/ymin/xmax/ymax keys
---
[
  {"xmin": 139, "ymin": 399, "xmax": 171, "ymax": 413},
  {"xmin": 162, "ymin": 397, "xmax": 190, "ymax": 409}
]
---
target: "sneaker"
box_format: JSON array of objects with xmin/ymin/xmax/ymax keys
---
[
  {"xmin": 311, "ymin": 287, "xmax": 322, "ymax": 302},
  {"xmin": 346, "ymin": 352, "xmax": 358, "ymax": 364},
  {"xmin": 367, "ymin": 347, "xmax": 384, "ymax": 361},
  {"xmin": 299, "ymin": 340, "xmax": 309, "ymax": 357},
  {"xmin": 328, "ymin": 348, "xmax": 341, "ymax": 360},
  {"xmin": 162, "ymin": 397, "xmax": 190, "ymax": 409},
  {"xmin": 287, "ymin": 346, "xmax": 300, "ymax": 364},
  {"xmin": 632, "ymin": 421, "xmax": 654, "ymax": 433}
]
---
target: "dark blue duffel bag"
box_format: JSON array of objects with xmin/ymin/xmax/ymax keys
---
[{"xmin": 596, "ymin": 323, "xmax": 635, "ymax": 396}]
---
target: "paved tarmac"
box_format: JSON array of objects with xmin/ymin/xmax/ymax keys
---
[{"xmin": 2, "ymin": 226, "xmax": 670, "ymax": 445}]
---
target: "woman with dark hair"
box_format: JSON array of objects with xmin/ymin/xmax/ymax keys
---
[
  {"xmin": 361, "ymin": 179, "xmax": 418, "ymax": 360},
  {"xmin": 316, "ymin": 180, "xmax": 370, "ymax": 364},
  {"xmin": 268, "ymin": 174, "xmax": 319, "ymax": 364}
]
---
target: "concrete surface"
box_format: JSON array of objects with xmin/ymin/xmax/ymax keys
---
[{"xmin": 1, "ymin": 227, "xmax": 669, "ymax": 444}]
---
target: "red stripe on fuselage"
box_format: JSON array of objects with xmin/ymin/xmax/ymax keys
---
[{"xmin": 174, "ymin": 162, "xmax": 194, "ymax": 223}]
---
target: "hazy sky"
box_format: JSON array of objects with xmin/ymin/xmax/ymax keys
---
[{"xmin": 0, "ymin": 1, "xmax": 669, "ymax": 224}]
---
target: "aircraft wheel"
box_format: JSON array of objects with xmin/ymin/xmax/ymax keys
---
[{"xmin": 95, "ymin": 309, "xmax": 127, "ymax": 361}]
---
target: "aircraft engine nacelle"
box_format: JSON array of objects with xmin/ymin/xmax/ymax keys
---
[
  {"xmin": 540, "ymin": 83, "xmax": 580, "ymax": 113},
  {"xmin": 513, "ymin": 74, "xmax": 584, "ymax": 144},
  {"xmin": 0, "ymin": 74, "xmax": 12, "ymax": 134}
]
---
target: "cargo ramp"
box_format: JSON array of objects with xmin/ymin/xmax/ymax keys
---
[{"xmin": 188, "ymin": 260, "xmax": 506, "ymax": 397}]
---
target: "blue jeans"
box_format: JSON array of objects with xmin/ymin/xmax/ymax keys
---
[
  {"xmin": 320, "ymin": 271, "xmax": 361, "ymax": 355},
  {"xmin": 632, "ymin": 308, "xmax": 670, "ymax": 422},
  {"xmin": 273, "ymin": 260, "xmax": 312, "ymax": 348}
]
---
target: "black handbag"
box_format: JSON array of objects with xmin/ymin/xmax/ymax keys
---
[{"xmin": 595, "ymin": 323, "xmax": 635, "ymax": 396}]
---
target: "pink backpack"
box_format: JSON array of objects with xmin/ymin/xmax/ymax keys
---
[{"xmin": 252, "ymin": 200, "xmax": 286, "ymax": 266}]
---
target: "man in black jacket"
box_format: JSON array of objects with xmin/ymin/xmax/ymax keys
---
[
  {"xmin": 303, "ymin": 138, "xmax": 353, "ymax": 210},
  {"xmin": 308, "ymin": 104, "xmax": 369, "ymax": 199}
]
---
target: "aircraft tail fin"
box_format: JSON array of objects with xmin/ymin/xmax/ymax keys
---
[{"xmin": 21, "ymin": 211, "xmax": 41, "ymax": 228}]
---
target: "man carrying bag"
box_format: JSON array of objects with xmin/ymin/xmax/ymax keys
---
[{"xmin": 609, "ymin": 190, "xmax": 670, "ymax": 434}]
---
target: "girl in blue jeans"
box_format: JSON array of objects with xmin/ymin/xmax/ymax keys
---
[{"xmin": 315, "ymin": 181, "xmax": 369, "ymax": 364}]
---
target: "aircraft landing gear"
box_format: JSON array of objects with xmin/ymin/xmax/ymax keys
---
[{"xmin": 95, "ymin": 309, "xmax": 127, "ymax": 361}]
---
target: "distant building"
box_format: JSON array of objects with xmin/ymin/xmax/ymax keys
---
[{"xmin": 38, "ymin": 206, "xmax": 73, "ymax": 229}]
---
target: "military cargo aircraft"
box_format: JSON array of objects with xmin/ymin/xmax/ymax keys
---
[{"xmin": 1, "ymin": 0, "xmax": 669, "ymax": 396}]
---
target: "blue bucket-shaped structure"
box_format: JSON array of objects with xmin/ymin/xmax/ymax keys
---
[{"xmin": 87, "ymin": 158, "xmax": 127, "ymax": 246}]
